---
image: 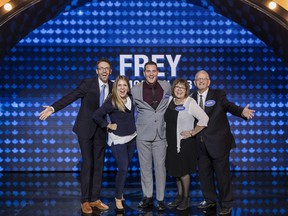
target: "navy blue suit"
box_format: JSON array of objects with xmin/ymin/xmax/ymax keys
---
[{"xmin": 52, "ymin": 77, "xmax": 113, "ymax": 203}]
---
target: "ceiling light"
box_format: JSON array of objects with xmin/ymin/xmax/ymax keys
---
[
  {"xmin": 268, "ymin": 1, "xmax": 277, "ymax": 10},
  {"xmin": 4, "ymin": 3, "xmax": 13, "ymax": 11}
]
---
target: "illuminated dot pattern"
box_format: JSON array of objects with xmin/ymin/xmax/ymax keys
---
[{"xmin": 0, "ymin": 0, "xmax": 287, "ymax": 171}]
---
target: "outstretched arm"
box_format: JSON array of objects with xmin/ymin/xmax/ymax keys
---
[
  {"xmin": 241, "ymin": 104, "xmax": 255, "ymax": 120},
  {"xmin": 39, "ymin": 79, "xmax": 89, "ymax": 121},
  {"xmin": 220, "ymin": 90, "xmax": 255, "ymax": 119},
  {"xmin": 39, "ymin": 106, "xmax": 54, "ymax": 120}
]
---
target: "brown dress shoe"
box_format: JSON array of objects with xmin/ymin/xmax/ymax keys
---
[
  {"xmin": 90, "ymin": 199, "xmax": 109, "ymax": 210},
  {"xmin": 81, "ymin": 202, "xmax": 92, "ymax": 214}
]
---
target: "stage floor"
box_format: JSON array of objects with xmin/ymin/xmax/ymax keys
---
[{"xmin": 0, "ymin": 171, "xmax": 287, "ymax": 216}]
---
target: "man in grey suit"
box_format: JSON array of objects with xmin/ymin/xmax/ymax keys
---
[{"xmin": 131, "ymin": 61, "xmax": 171, "ymax": 211}]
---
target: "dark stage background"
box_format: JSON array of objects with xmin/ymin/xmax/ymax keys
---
[{"xmin": 0, "ymin": 0, "xmax": 287, "ymax": 171}]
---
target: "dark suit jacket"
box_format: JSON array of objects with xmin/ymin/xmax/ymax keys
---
[
  {"xmin": 52, "ymin": 77, "xmax": 113, "ymax": 139},
  {"xmin": 192, "ymin": 89, "xmax": 244, "ymax": 159}
]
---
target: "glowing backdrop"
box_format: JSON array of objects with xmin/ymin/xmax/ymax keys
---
[{"xmin": 0, "ymin": 0, "xmax": 287, "ymax": 171}]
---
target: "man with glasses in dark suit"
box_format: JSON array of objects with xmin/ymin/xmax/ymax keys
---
[{"xmin": 39, "ymin": 58, "xmax": 113, "ymax": 214}]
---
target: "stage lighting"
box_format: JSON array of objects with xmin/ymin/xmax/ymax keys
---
[
  {"xmin": 4, "ymin": 3, "xmax": 12, "ymax": 11},
  {"xmin": 268, "ymin": 1, "xmax": 277, "ymax": 10}
]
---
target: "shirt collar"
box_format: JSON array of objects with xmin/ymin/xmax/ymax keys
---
[
  {"xmin": 144, "ymin": 80, "xmax": 158, "ymax": 88},
  {"xmin": 98, "ymin": 78, "xmax": 107, "ymax": 88},
  {"xmin": 198, "ymin": 88, "xmax": 209, "ymax": 98}
]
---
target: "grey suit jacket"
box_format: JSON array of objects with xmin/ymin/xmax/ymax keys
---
[{"xmin": 131, "ymin": 80, "xmax": 171, "ymax": 141}]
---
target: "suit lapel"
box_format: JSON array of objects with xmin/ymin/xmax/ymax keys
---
[
  {"xmin": 156, "ymin": 81, "xmax": 165, "ymax": 109},
  {"xmin": 192, "ymin": 90, "xmax": 215, "ymax": 114},
  {"xmin": 139, "ymin": 82, "xmax": 144, "ymax": 101},
  {"xmin": 138, "ymin": 81, "xmax": 169, "ymax": 111},
  {"xmin": 108, "ymin": 80, "xmax": 113, "ymax": 94},
  {"xmin": 192, "ymin": 92, "xmax": 197, "ymax": 101},
  {"xmin": 91, "ymin": 77, "xmax": 100, "ymax": 95},
  {"xmin": 204, "ymin": 89, "xmax": 215, "ymax": 114}
]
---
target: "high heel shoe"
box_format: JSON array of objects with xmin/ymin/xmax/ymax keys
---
[
  {"xmin": 121, "ymin": 195, "xmax": 125, "ymax": 205},
  {"xmin": 115, "ymin": 198, "xmax": 125, "ymax": 213}
]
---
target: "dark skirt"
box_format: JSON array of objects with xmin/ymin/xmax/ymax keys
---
[{"xmin": 166, "ymin": 136, "xmax": 198, "ymax": 177}]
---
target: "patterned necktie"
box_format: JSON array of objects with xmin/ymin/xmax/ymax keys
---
[
  {"xmin": 99, "ymin": 84, "xmax": 106, "ymax": 106},
  {"xmin": 199, "ymin": 94, "xmax": 204, "ymax": 110}
]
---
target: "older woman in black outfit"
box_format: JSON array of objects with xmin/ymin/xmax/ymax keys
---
[
  {"xmin": 93, "ymin": 75, "xmax": 137, "ymax": 213},
  {"xmin": 165, "ymin": 78, "xmax": 209, "ymax": 210}
]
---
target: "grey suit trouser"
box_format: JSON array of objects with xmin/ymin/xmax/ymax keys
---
[{"xmin": 136, "ymin": 135, "xmax": 167, "ymax": 201}]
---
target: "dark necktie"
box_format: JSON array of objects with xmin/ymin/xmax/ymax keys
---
[
  {"xmin": 199, "ymin": 95, "xmax": 204, "ymax": 110},
  {"xmin": 151, "ymin": 86, "xmax": 158, "ymax": 110},
  {"xmin": 99, "ymin": 84, "xmax": 106, "ymax": 106}
]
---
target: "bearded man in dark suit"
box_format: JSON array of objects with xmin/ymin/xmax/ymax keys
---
[
  {"xmin": 39, "ymin": 58, "xmax": 113, "ymax": 214},
  {"xmin": 191, "ymin": 70, "xmax": 255, "ymax": 215}
]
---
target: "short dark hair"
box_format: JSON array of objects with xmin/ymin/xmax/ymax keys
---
[
  {"xmin": 96, "ymin": 58, "xmax": 112, "ymax": 68},
  {"xmin": 171, "ymin": 78, "xmax": 190, "ymax": 98},
  {"xmin": 144, "ymin": 61, "xmax": 158, "ymax": 71}
]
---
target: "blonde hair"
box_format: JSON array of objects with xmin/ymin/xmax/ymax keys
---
[{"xmin": 111, "ymin": 75, "xmax": 130, "ymax": 112}]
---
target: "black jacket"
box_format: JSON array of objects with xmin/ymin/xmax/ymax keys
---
[
  {"xmin": 192, "ymin": 89, "xmax": 244, "ymax": 159},
  {"xmin": 52, "ymin": 77, "xmax": 113, "ymax": 138}
]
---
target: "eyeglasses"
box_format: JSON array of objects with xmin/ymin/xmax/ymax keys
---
[
  {"xmin": 195, "ymin": 78, "xmax": 209, "ymax": 81},
  {"xmin": 175, "ymin": 86, "xmax": 186, "ymax": 91},
  {"xmin": 97, "ymin": 67, "xmax": 111, "ymax": 72}
]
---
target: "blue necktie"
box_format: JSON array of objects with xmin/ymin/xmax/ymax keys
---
[{"xmin": 100, "ymin": 84, "xmax": 106, "ymax": 106}]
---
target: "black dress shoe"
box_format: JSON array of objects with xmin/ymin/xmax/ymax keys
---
[
  {"xmin": 156, "ymin": 200, "xmax": 165, "ymax": 211},
  {"xmin": 167, "ymin": 195, "xmax": 182, "ymax": 208},
  {"xmin": 138, "ymin": 197, "xmax": 153, "ymax": 208},
  {"xmin": 219, "ymin": 207, "xmax": 232, "ymax": 215},
  {"xmin": 176, "ymin": 197, "xmax": 190, "ymax": 210},
  {"xmin": 197, "ymin": 200, "xmax": 216, "ymax": 209},
  {"xmin": 201, "ymin": 207, "xmax": 217, "ymax": 216}
]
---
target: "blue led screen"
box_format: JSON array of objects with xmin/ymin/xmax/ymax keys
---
[{"xmin": 0, "ymin": 0, "xmax": 287, "ymax": 171}]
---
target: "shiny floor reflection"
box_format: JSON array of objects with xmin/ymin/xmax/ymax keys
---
[{"xmin": 0, "ymin": 172, "xmax": 286, "ymax": 216}]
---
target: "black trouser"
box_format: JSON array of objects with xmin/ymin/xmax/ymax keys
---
[
  {"xmin": 78, "ymin": 130, "xmax": 107, "ymax": 203},
  {"xmin": 198, "ymin": 140, "xmax": 233, "ymax": 207}
]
